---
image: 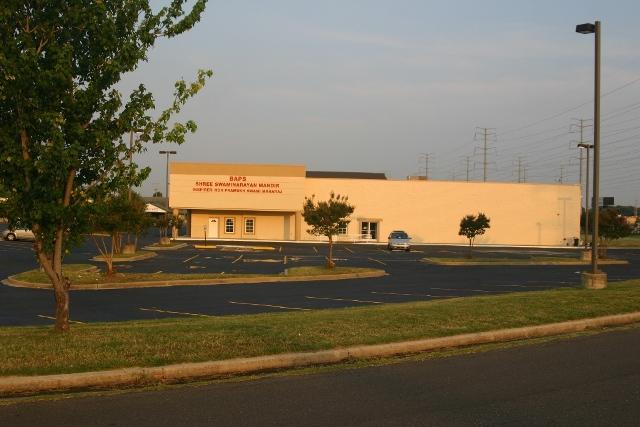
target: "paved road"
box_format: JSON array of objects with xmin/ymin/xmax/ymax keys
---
[
  {"xmin": 2, "ymin": 230, "xmax": 640, "ymax": 326},
  {"xmin": 2, "ymin": 326, "xmax": 639, "ymax": 426}
]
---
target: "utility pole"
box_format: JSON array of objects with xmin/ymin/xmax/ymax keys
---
[
  {"xmin": 419, "ymin": 153, "xmax": 431, "ymax": 180},
  {"xmin": 571, "ymin": 118, "xmax": 593, "ymax": 186},
  {"xmin": 516, "ymin": 156, "xmax": 526, "ymax": 183},
  {"xmin": 474, "ymin": 127, "xmax": 496, "ymax": 182},
  {"xmin": 159, "ymin": 150, "xmax": 177, "ymax": 202},
  {"xmin": 464, "ymin": 156, "xmax": 471, "ymax": 182}
]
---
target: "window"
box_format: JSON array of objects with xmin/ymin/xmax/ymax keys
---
[
  {"xmin": 337, "ymin": 224, "xmax": 348, "ymax": 235},
  {"xmin": 225, "ymin": 218, "xmax": 235, "ymax": 234},
  {"xmin": 244, "ymin": 218, "xmax": 255, "ymax": 234}
]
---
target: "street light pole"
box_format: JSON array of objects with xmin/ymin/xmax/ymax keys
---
[
  {"xmin": 576, "ymin": 20, "xmax": 606, "ymax": 288},
  {"xmin": 159, "ymin": 150, "xmax": 177, "ymax": 202},
  {"xmin": 578, "ymin": 143, "xmax": 593, "ymax": 250}
]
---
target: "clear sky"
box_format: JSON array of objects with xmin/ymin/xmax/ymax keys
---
[{"xmin": 124, "ymin": 1, "xmax": 640, "ymax": 206}]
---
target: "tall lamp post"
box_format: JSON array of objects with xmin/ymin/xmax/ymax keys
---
[
  {"xmin": 577, "ymin": 143, "xmax": 593, "ymax": 251},
  {"xmin": 159, "ymin": 150, "xmax": 177, "ymax": 202},
  {"xmin": 576, "ymin": 21, "xmax": 606, "ymax": 288}
]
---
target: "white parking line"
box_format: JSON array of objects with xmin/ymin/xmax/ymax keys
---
[
  {"xmin": 139, "ymin": 307, "xmax": 211, "ymax": 317},
  {"xmin": 368, "ymin": 257, "xmax": 387, "ymax": 266},
  {"xmin": 305, "ymin": 296, "xmax": 383, "ymax": 304},
  {"xmin": 228, "ymin": 301, "xmax": 310, "ymax": 311},
  {"xmin": 232, "ymin": 254, "xmax": 244, "ymax": 264},
  {"xmin": 37, "ymin": 315, "xmax": 86, "ymax": 324},
  {"xmin": 495, "ymin": 284, "xmax": 555, "ymax": 289},
  {"xmin": 183, "ymin": 254, "xmax": 199, "ymax": 263},
  {"xmin": 429, "ymin": 287, "xmax": 503, "ymax": 293},
  {"xmin": 344, "ymin": 247, "xmax": 354, "ymax": 254},
  {"xmin": 371, "ymin": 291, "xmax": 454, "ymax": 298}
]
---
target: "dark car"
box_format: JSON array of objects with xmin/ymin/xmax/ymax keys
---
[{"xmin": 387, "ymin": 230, "xmax": 411, "ymax": 251}]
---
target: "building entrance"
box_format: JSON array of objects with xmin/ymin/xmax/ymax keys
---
[
  {"xmin": 207, "ymin": 217, "xmax": 219, "ymax": 238},
  {"xmin": 361, "ymin": 221, "xmax": 378, "ymax": 240}
]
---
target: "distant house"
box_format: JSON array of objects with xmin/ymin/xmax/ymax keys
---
[{"xmin": 143, "ymin": 197, "xmax": 168, "ymax": 217}]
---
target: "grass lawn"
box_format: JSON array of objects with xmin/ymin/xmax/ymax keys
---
[
  {"xmin": 12, "ymin": 265, "xmax": 380, "ymax": 285},
  {"xmin": 1, "ymin": 280, "xmax": 639, "ymax": 376},
  {"xmin": 606, "ymin": 235, "xmax": 640, "ymax": 247}
]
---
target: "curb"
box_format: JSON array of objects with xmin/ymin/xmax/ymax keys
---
[
  {"xmin": 2, "ymin": 270, "xmax": 387, "ymax": 290},
  {"xmin": 1, "ymin": 311, "xmax": 639, "ymax": 396},
  {"xmin": 91, "ymin": 252, "xmax": 157, "ymax": 262},
  {"xmin": 141, "ymin": 243, "xmax": 188, "ymax": 251},
  {"xmin": 422, "ymin": 258, "xmax": 629, "ymax": 266}
]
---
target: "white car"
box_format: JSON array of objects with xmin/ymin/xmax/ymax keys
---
[{"xmin": 2, "ymin": 229, "xmax": 35, "ymax": 241}]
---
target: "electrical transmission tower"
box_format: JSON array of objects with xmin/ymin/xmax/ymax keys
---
[
  {"xmin": 463, "ymin": 155, "xmax": 472, "ymax": 182},
  {"xmin": 515, "ymin": 156, "xmax": 527, "ymax": 183},
  {"xmin": 570, "ymin": 118, "xmax": 593, "ymax": 186},
  {"xmin": 419, "ymin": 153, "xmax": 431, "ymax": 180},
  {"xmin": 474, "ymin": 127, "xmax": 496, "ymax": 182}
]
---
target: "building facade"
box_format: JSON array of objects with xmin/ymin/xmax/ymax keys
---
[{"xmin": 169, "ymin": 162, "xmax": 581, "ymax": 246}]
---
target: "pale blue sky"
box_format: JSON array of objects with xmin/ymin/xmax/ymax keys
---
[{"xmin": 125, "ymin": 1, "xmax": 640, "ymax": 205}]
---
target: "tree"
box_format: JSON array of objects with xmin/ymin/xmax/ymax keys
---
[
  {"xmin": 458, "ymin": 213, "xmax": 491, "ymax": 258},
  {"xmin": 0, "ymin": 1, "xmax": 212, "ymax": 331},
  {"xmin": 598, "ymin": 208, "xmax": 633, "ymax": 258},
  {"xmin": 302, "ymin": 192, "xmax": 354, "ymax": 268},
  {"xmin": 89, "ymin": 192, "xmax": 151, "ymax": 275}
]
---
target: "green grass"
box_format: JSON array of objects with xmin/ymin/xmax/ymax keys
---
[
  {"xmin": 606, "ymin": 235, "xmax": 640, "ymax": 247},
  {"xmin": 1, "ymin": 280, "xmax": 639, "ymax": 376},
  {"xmin": 12, "ymin": 265, "xmax": 379, "ymax": 285}
]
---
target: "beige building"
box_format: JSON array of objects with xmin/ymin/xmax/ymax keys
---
[{"xmin": 169, "ymin": 162, "xmax": 581, "ymax": 246}]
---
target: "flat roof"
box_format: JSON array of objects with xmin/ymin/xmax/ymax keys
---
[{"xmin": 306, "ymin": 171, "xmax": 387, "ymax": 180}]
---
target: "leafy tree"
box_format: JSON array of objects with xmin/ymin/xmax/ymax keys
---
[
  {"xmin": 302, "ymin": 192, "xmax": 354, "ymax": 268},
  {"xmin": 598, "ymin": 208, "xmax": 633, "ymax": 258},
  {"xmin": 0, "ymin": 1, "xmax": 212, "ymax": 331},
  {"xmin": 89, "ymin": 191, "xmax": 151, "ymax": 275},
  {"xmin": 152, "ymin": 191, "xmax": 163, "ymax": 198},
  {"xmin": 458, "ymin": 213, "xmax": 491, "ymax": 258},
  {"xmin": 155, "ymin": 213, "xmax": 184, "ymax": 243}
]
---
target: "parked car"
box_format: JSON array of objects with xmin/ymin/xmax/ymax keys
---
[
  {"xmin": 2, "ymin": 229, "xmax": 35, "ymax": 241},
  {"xmin": 387, "ymin": 230, "xmax": 411, "ymax": 251}
]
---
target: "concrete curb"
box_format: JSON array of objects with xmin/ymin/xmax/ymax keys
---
[
  {"xmin": 422, "ymin": 257, "xmax": 629, "ymax": 266},
  {"xmin": 91, "ymin": 252, "xmax": 157, "ymax": 262},
  {"xmin": 2, "ymin": 270, "xmax": 387, "ymax": 290},
  {"xmin": 1, "ymin": 311, "xmax": 639, "ymax": 396},
  {"xmin": 141, "ymin": 243, "xmax": 188, "ymax": 251}
]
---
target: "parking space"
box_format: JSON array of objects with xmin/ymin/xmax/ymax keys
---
[{"xmin": 2, "ymin": 236, "xmax": 640, "ymax": 325}]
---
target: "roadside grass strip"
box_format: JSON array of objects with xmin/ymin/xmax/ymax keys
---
[
  {"xmin": 7, "ymin": 265, "xmax": 383, "ymax": 289},
  {"xmin": 1, "ymin": 281, "xmax": 639, "ymax": 377}
]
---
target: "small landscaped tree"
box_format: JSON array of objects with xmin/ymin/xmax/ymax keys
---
[
  {"xmin": 598, "ymin": 208, "xmax": 633, "ymax": 258},
  {"xmin": 459, "ymin": 213, "xmax": 491, "ymax": 258},
  {"xmin": 302, "ymin": 192, "xmax": 354, "ymax": 269}
]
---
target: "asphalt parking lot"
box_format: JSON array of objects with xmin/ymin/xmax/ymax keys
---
[{"xmin": 2, "ymin": 231, "xmax": 640, "ymax": 326}]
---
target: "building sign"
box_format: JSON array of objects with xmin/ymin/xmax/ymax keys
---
[
  {"xmin": 192, "ymin": 176, "xmax": 283, "ymax": 194},
  {"xmin": 171, "ymin": 173, "xmax": 305, "ymax": 211}
]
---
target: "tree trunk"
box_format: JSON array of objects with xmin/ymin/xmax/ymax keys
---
[
  {"xmin": 53, "ymin": 278, "xmax": 71, "ymax": 332},
  {"xmin": 468, "ymin": 239, "xmax": 473, "ymax": 259},
  {"xmin": 34, "ymin": 230, "xmax": 71, "ymax": 332},
  {"xmin": 326, "ymin": 235, "xmax": 335, "ymax": 269}
]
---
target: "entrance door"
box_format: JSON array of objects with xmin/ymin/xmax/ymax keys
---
[
  {"xmin": 207, "ymin": 217, "xmax": 219, "ymax": 238},
  {"xmin": 361, "ymin": 221, "xmax": 378, "ymax": 240}
]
